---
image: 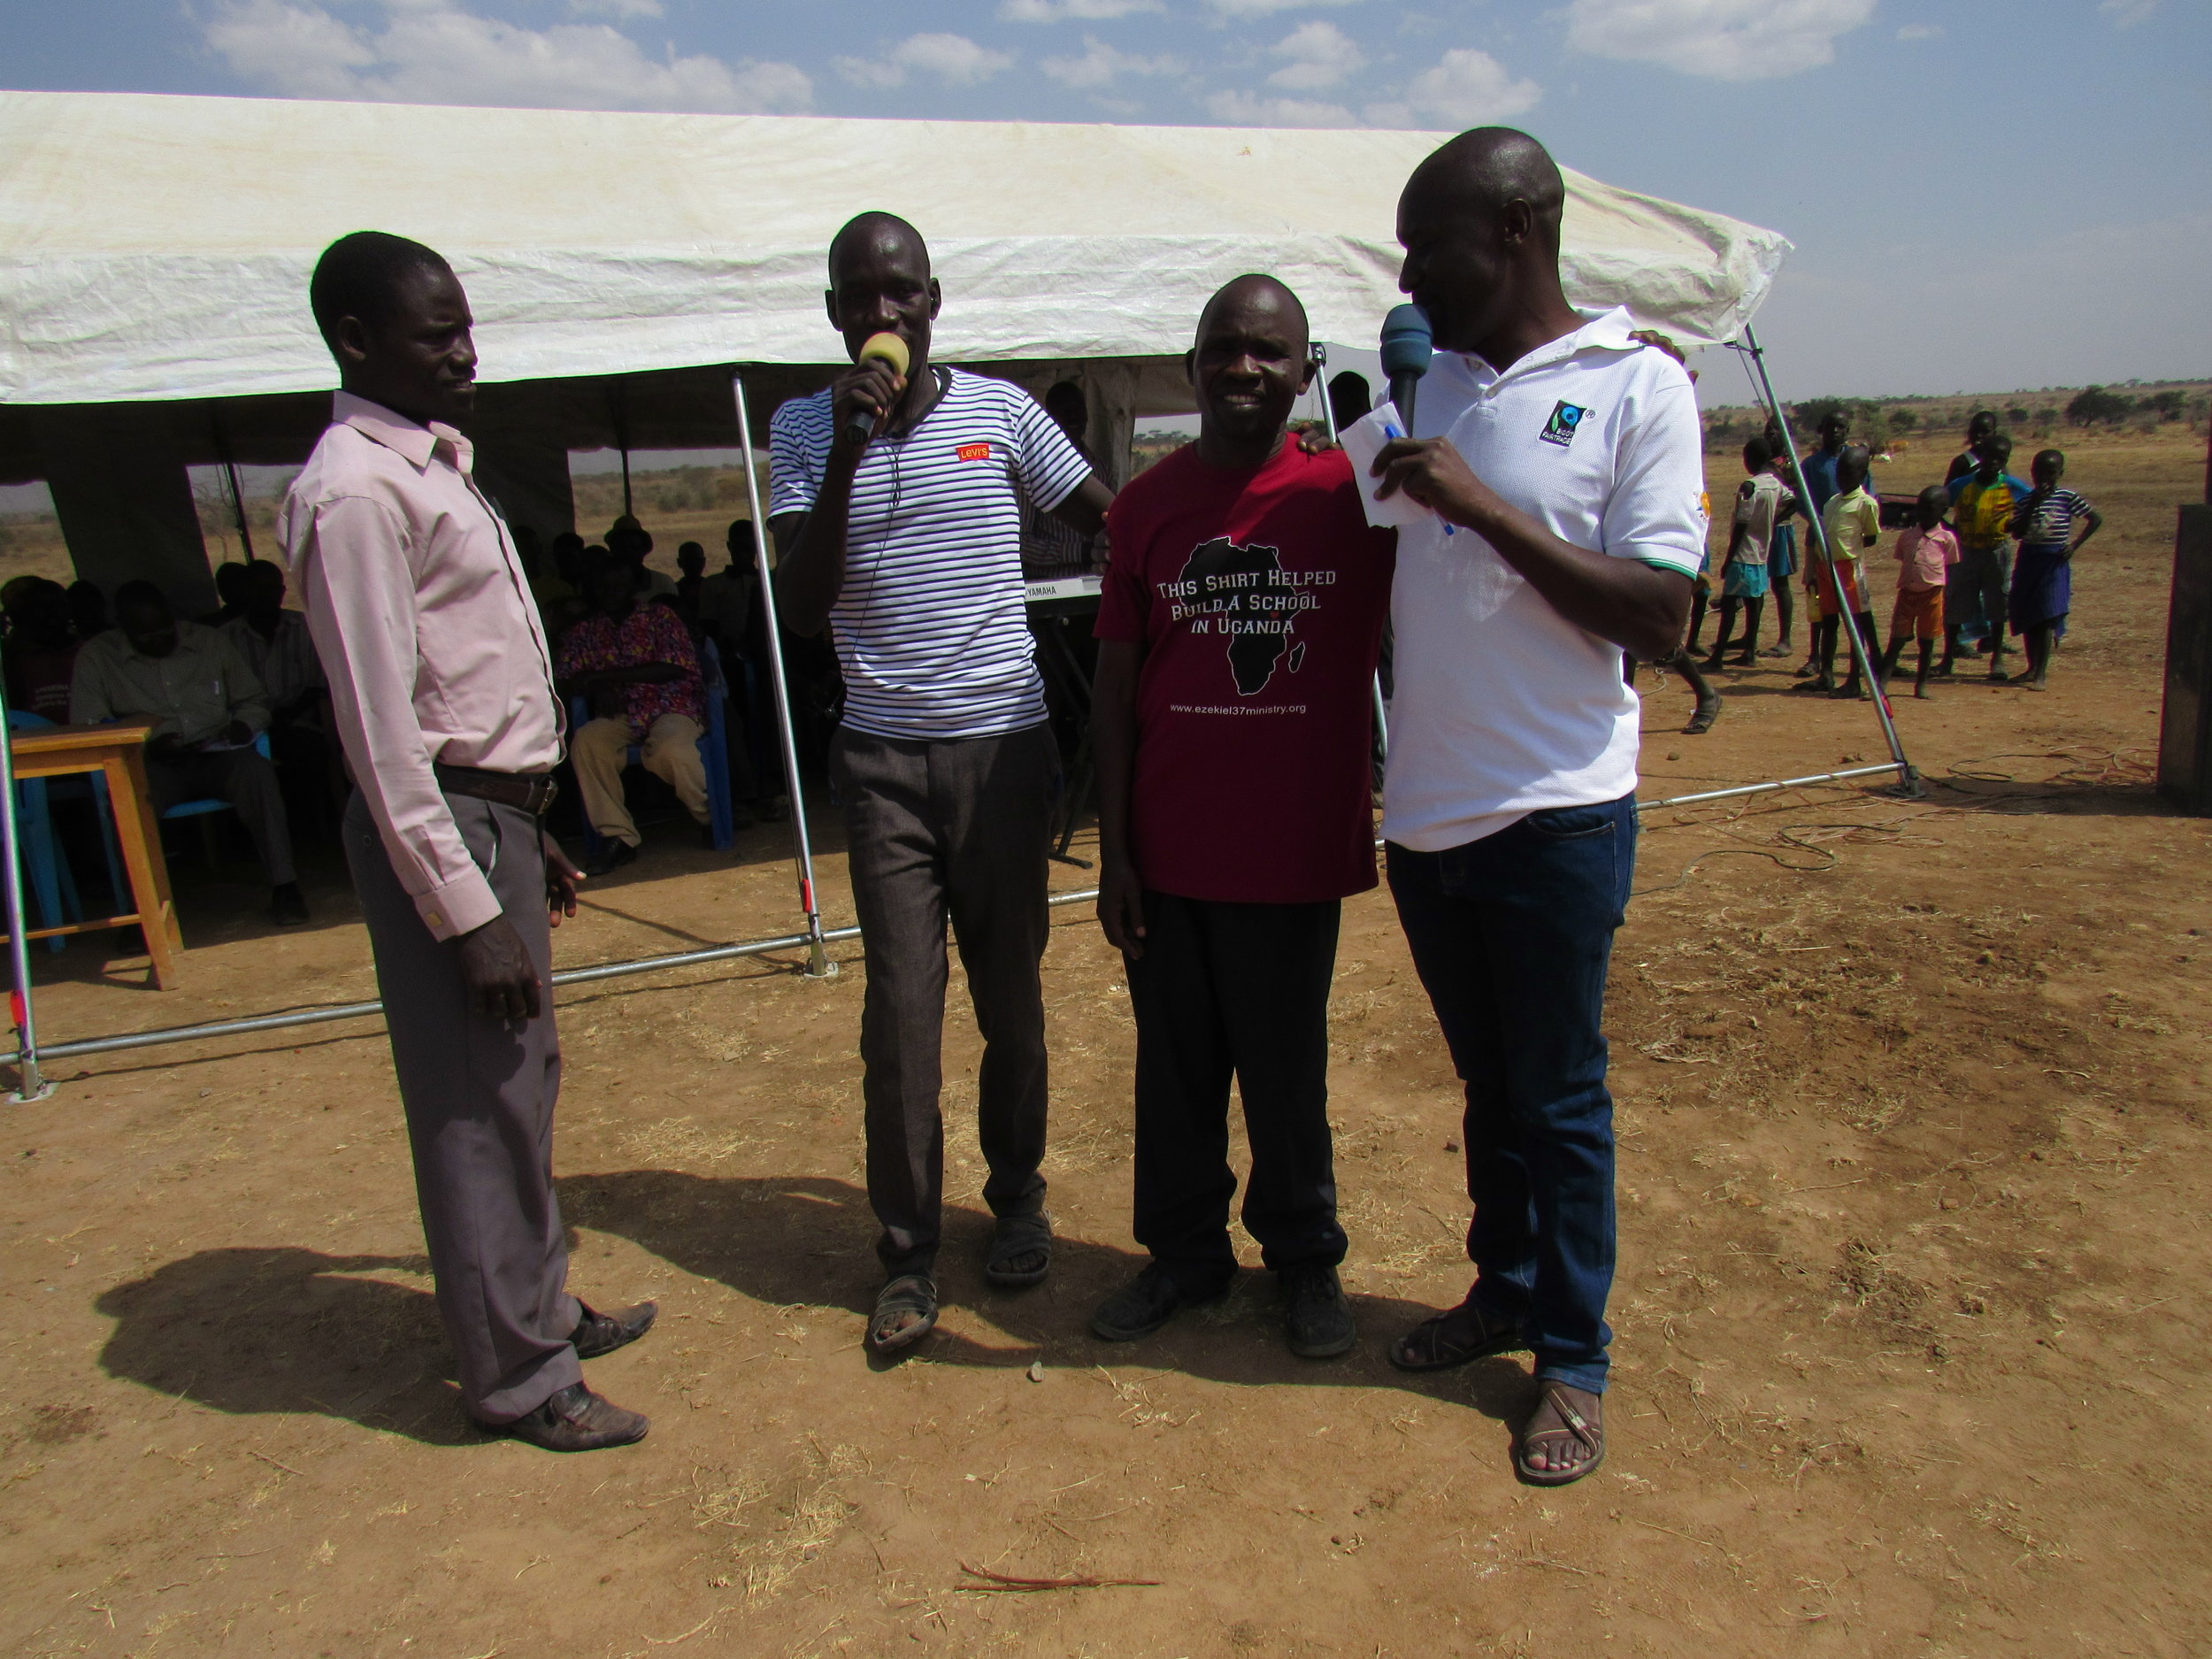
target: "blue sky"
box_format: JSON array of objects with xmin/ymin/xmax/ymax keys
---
[{"xmin": 8, "ymin": 0, "xmax": 2208, "ymax": 401}]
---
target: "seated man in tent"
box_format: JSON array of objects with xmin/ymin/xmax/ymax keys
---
[
  {"xmin": 4, "ymin": 579, "xmax": 83, "ymax": 722},
  {"xmin": 221, "ymin": 557, "xmax": 335, "ymax": 826},
  {"xmin": 70, "ymin": 580, "xmax": 309, "ymax": 925},
  {"xmin": 557, "ymin": 554, "xmax": 711, "ymax": 876}
]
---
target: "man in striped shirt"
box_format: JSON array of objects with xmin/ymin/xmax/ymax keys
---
[{"xmin": 770, "ymin": 211, "xmax": 1112, "ymax": 1355}]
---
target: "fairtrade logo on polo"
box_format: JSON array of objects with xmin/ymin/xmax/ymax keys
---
[{"xmin": 1540, "ymin": 403, "xmax": 1589, "ymax": 448}]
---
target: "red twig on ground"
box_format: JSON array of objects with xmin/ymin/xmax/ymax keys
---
[{"xmin": 954, "ymin": 1562, "xmax": 1160, "ymax": 1593}]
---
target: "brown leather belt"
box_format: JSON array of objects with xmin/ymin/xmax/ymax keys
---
[{"xmin": 434, "ymin": 764, "xmax": 558, "ymax": 817}]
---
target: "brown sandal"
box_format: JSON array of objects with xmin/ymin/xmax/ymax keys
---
[
  {"xmin": 1387, "ymin": 1299, "xmax": 1526, "ymax": 1372},
  {"xmin": 866, "ymin": 1274, "xmax": 939, "ymax": 1355},
  {"xmin": 1515, "ymin": 1384, "xmax": 1605, "ymax": 1486}
]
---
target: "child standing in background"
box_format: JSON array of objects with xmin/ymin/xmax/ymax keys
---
[
  {"xmin": 1813, "ymin": 444, "xmax": 1883, "ymax": 700},
  {"xmin": 1944, "ymin": 433, "xmax": 2032, "ymax": 680},
  {"xmin": 1702, "ymin": 435, "xmax": 1786, "ymax": 669},
  {"xmin": 1882, "ymin": 484, "xmax": 1959, "ymax": 699},
  {"xmin": 2007, "ymin": 449, "xmax": 2102, "ymax": 691}
]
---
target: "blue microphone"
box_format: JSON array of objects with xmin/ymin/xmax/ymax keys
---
[{"xmin": 1379, "ymin": 303, "xmax": 1433, "ymax": 434}]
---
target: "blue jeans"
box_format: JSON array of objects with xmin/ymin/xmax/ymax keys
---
[{"xmin": 1386, "ymin": 793, "xmax": 1637, "ymax": 1394}]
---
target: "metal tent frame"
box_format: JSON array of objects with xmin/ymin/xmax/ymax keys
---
[{"xmin": 0, "ymin": 328, "xmax": 1918, "ymax": 1096}]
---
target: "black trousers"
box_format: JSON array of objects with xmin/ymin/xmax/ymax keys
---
[
  {"xmin": 1125, "ymin": 890, "xmax": 1348, "ymax": 1290},
  {"xmin": 831, "ymin": 723, "xmax": 1057, "ymax": 1278}
]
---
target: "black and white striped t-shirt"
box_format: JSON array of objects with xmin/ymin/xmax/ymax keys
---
[{"xmin": 770, "ymin": 370, "xmax": 1093, "ymax": 741}]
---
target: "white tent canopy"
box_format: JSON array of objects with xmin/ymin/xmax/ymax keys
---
[{"xmin": 0, "ymin": 91, "xmax": 1789, "ymax": 407}]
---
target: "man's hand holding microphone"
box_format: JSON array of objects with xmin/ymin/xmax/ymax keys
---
[{"xmin": 833, "ymin": 332, "xmax": 913, "ymax": 457}]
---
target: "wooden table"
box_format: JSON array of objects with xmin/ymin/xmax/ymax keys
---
[{"xmin": 5, "ymin": 720, "xmax": 181, "ymax": 989}]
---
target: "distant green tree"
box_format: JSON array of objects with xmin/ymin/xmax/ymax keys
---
[
  {"xmin": 2005, "ymin": 405, "xmax": 2030, "ymax": 424},
  {"xmin": 2067, "ymin": 386, "xmax": 2135, "ymax": 426},
  {"xmin": 1889, "ymin": 407, "xmax": 1918, "ymax": 432},
  {"xmin": 2143, "ymin": 390, "xmax": 2187, "ymax": 421}
]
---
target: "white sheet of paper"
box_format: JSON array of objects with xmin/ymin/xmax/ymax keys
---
[{"xmin": 1338, "ymin": 404, "xmax": 1436, "ymax": 530}]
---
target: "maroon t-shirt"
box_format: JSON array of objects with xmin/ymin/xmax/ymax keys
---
[{"xmin": 1096, "ymin": 441, "xmax": 1394, "ymax": 904}]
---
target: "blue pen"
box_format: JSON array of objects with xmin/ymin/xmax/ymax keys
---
[{"xmin": 1381, "ymin": 419, "xmax": 1454, "ymax": 534}]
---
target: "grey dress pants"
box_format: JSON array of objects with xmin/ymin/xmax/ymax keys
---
[
  {"xmin": 342, "ymin": 789, "xmax": 581, "ymax": 1424},
  {"xmin": 830, "ymin": 723, "xmax": 1057, "ymax": 1277}
]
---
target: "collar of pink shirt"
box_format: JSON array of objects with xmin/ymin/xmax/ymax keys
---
[{"xmin": 334, "ymin": 390, "xmax": 474, "ymax": 475}]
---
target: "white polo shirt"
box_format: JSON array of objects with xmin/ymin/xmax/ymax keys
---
[{"xmin": 1381, "ymin": 307, "xmax": 1706, "ymax": 853}]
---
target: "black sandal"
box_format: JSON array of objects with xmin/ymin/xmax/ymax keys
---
[
  {"xmin": 984, "ymin": 1211, "xmax": 1053, "ymax": 1288},
  {"xmin": 1387, "ymin": 1298, "xmax": 1526, "ymax": 1372},
  {"xmin": 866, "ymin": 1274, "xmax": 939, "ymax": 1355},
  {"xmin": 1515, "ymin": 1384, "xmax": 1605, "ymax": 1486}
]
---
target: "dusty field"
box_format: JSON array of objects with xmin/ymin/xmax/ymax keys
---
[{"xmin": 0, "ymin": 427, "xmax": 2208, "ymax": 1657}]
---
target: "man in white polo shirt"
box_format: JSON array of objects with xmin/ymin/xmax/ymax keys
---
[
  {"xmin": 1369, "ymin": 129, "xmax": 1704, "ymax": 1487},
  {"xmin": 769, "ymin": 212, "xmax": 1111, "ymax": 1356}
]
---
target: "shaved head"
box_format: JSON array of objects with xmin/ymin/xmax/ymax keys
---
[
  {"xmin": 1195, "ymin": 273, "xmax": 1309, "ymax": 354},
  {"xmin": 829, "ymin": 211, "xmax": 930, "ymax": 281},
  {"xmin": 1395, "ymin": 126, "xmax": 1579, "ymax": 362},
  {"xmin": 1406, "ymin": 127, "xmax": 1565, "ymax": 255}
]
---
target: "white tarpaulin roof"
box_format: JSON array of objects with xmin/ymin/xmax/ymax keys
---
[{"xmin": 0, "ymin": 90, "xmax": 1789, "ymax": 406}]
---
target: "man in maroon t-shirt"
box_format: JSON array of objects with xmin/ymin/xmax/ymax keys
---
[{"xmin": 1089, "ymin": 274, "xmax": 1394, "ymax": 1358}]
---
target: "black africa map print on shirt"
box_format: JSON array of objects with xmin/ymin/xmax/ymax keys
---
[{"xmin": 1159, "ymin": 536, "xmax": 1337, "ymax": 695}]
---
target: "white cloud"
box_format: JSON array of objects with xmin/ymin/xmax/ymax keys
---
[
  {"xmin": 1205, "ymin": 88, "xmax": 1356, "ymax": 127},
  {"xmin": 2101, "ymin": 0, "xmax": 2156, "ymax": 25},
  {"xmin": 1896, "ymin": 22, "xmax": 1941, "ymax": 41},
  {"xmin": 1268, "ymin": 20, "xmax": 1363, "ymax": 90},
  {"xmin": 1210, "ymin": 0, "xmax": 1363, "ymax": 17},
  {"xmin": 1564, "ymin": 0, "xmax": 1878, "ymax": 81},
  {"xmin": 1367, "ymin": 47, "xmax": 1541, "ymax": 128},
  {"xmin": 834, "ymin": 32, "xmax": 1015, "ymax": 88},
  {"xmin": 568, "ymin": 0, "xmax": 663, "ymax": 19},
  {"xmin": 204, "ymin": 0, "xmax": 810, "ymax": 111},
  {"xmin": 1042, "ymin": 35, "xmax": 1184, "ymax": 88},
  {"xmin": 1000, "ymin": 0, "xmax": 1163, "ymax": 19}
]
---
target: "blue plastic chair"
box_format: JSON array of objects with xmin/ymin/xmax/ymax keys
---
[
  {"xmin": 7, "ymin": 711, "xmax": 83, "ymax": 953},
  {"xmin": 160, "ymin": 729, "xmax": 273, "ymax": 870},
  {"xmin": 572, "ymin": 637, "xmax": 734, "ymax": 861}
]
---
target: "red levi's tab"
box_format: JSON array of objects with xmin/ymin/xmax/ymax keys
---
[
  {"xmin": 1095, "ymin": 442, "xmax": 1395, "ymax": 905},
  {"xmin": 956, "ymin": 442, "xmax": 993, "ymax": 462}
]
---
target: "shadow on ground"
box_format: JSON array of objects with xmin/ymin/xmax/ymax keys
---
[
  {"xmin": 95, "ymin": 1247, "xmax": 472, "ymax": 1445},
  {"xmin": 91, "ymin": 1178, "xmax": 1532, "ymax": 1442},
  {"xmin": 560, "ymin": 1171, "xmax": 1530, "ymax": 1423}
]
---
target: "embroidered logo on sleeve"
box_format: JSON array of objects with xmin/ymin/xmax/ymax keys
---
[
  {"xmin": 956, "ymin": 442, "xmax": 994, "ymax": 462},
  {"xmin": 1540, "ymin": 402, "xmax": 1589, "ymax": 448}
]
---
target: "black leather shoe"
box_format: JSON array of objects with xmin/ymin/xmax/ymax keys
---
[
  {"xmin": 571, "ymin": 1299, "xmax": 657, "ymax": 1360},
  {"xmin": 584, "ymin": 841, "xmax": 638, "ymax": 878},
  {"xmin": 487, "ymin": 1382, "xmax": 648, "ymax": 1451},
  {"xmin": 1090, "ymin": 1261, "xmax": 1232, "ymax": 1342},
  {"xmin": 1281, "ymin": 1263, "xmax": 1356, "ymax": 1359},
  {"xmin": 270, "ymin": 882, "xmax": 310, "ymax": 926}
]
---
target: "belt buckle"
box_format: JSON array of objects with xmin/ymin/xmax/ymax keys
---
[{"xmin": 533, "ymin": 775, "xmax": 558, "ymax": 817}]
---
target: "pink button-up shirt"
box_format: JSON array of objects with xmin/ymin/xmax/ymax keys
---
[{"xmin": 280, "ymin": 392, "xmax": 563, "ymax": 941}]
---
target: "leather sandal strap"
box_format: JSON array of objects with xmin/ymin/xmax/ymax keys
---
[{"xmin": 1538, "ymin": 1386, "xmax": 1602, "ymax": 1453}]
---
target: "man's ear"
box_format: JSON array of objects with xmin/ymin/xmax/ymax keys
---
[
  {"xmin": 1500, "ymin": 198, "xmax": 1535, "ymax": 248},
  {"xmin": 333, "ymin": 315, "xmax": 371, "ymax": 370},
  {"xmin": 823, "ymin": 288, "xmax": 840, "ymax": 331},
  {"xmin": 1183, "ymin": 348, "xmax": 1196, "ymax": 389},
  {"xmin": 927, "ymin": 278, "xmax": 943, "ymax": 321},
  {"xmin": 1296, "ymin": 355, "xmax": 1317, "ymax": 395}
]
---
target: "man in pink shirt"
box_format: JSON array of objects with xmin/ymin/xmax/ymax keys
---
[{"xmin": 280, "ymin": 233, "xmax": 653, "ymax": 1452}]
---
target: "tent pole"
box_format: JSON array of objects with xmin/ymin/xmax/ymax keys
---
[
  {"xmin": 1738, "ymin": 325, "xmax": 1922, "ymax": 799},
  {"xmin": 208, "ymin": 404, "xmax": 257, "ymax": 564},
  {"xmin": 731, "ymin": 373, "xmax": 836, "ymax": 979},
  {"xmin": 1313, "ymin": 343, "xmax": 1392, "ymax": 760},
  {"xmin": 0, "ymin": 677, "xmax": 53, "ymax": 1102}
]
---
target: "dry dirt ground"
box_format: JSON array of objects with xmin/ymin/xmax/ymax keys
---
[{"xmin": 1, "ymin": 430, "xmax": 2208, "ymax": 1658}]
